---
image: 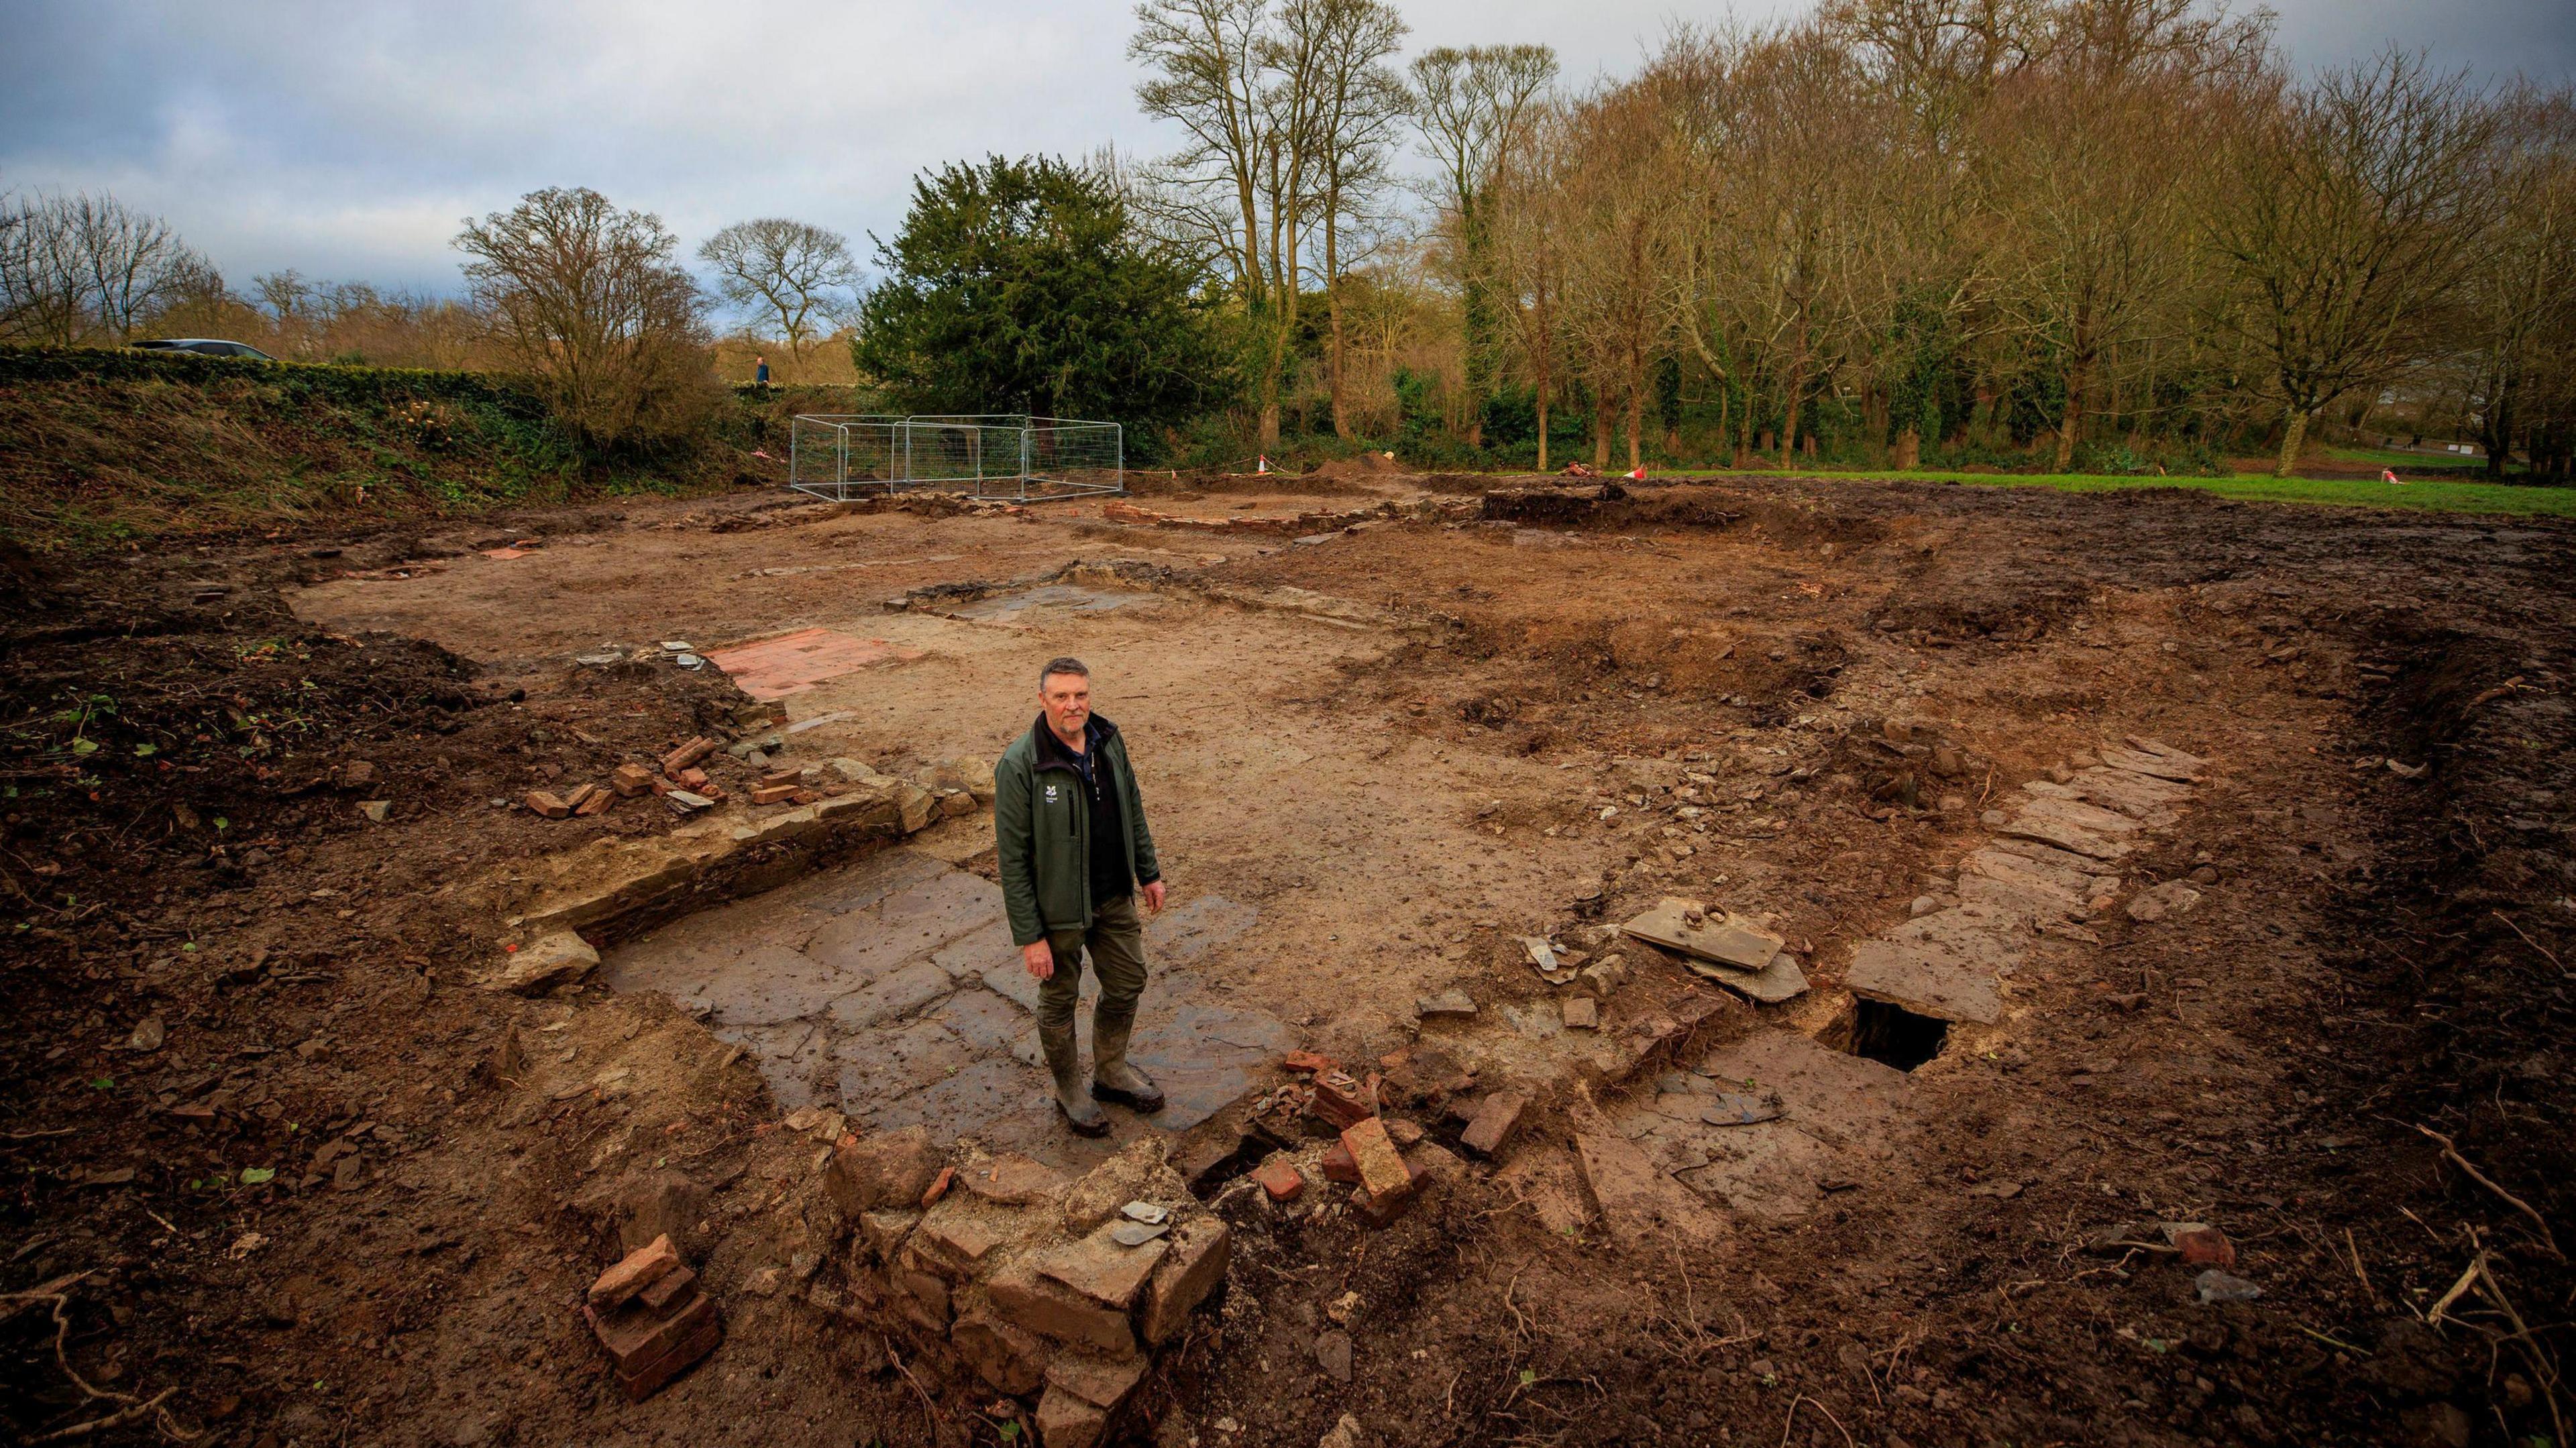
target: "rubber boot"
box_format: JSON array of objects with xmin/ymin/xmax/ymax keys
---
[
  {"xmin": 1040, "ymin": 1021, "xmax": 1109, "ymax": 1136},
  {"xmin": 1089, "ymin": 1007, "xmax": 1166, "ymax": 1113}
]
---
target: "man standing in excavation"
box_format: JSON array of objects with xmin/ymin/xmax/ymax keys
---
[{"xmin": 994, "ymin": 657, "xmax": 1167, "ymax": 1135}]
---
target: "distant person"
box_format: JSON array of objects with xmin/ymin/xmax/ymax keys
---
[
  {"xmin": 994, "ymin": 657, "xmax": 1168, "ymax": 1136},
  {"xmin": 2383, "ymin": 467, "xmax": 2405, "ymax": 485},
  {"xmin": 753, "ymin": 354, "xmax": 770, "ymax": 388}
]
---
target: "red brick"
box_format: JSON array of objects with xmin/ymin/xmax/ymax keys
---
[
  {"xmin": 1385, "ymin": 1118, "xmax": 1425, "ymax": 1147},
  {"xmin": 572, "ymin": 784, "xmax": 613, "ymax": 816},
  {"xmin": 749, "ymin": 784, "xmax": 799, "ymax": 805},
  {"xmin": 588, "ymin": 1233, "xmax": 680, "ymax": 1308},
  {"xmin": 614, "ymin": 1306, "xmax": 720, "ymax": 1400},
  {"xmin": 662, "ymin": 736, "xmax": 716, "ymax": 773},
  {"xmin": 921, "ymin": 1166, "xmax": 954, "ymax": 1208},
  {"xmin": 525, "ymin": 789, "xmax": 571, "ymax": 820},
  {"xmin": 1340, "ymin": 1117, "xmax": 1414, "ymax": 1203},
  {"xmin": 1460, "ymin": 1091, "xmax": 1529, "ymax": 1158},
  {"xmin": 758, "ymin": 769, "xmax": 801, "ymax": 790},
  {"xmin": 1320, "ymin": 1141, "xmax": 1360, "ymax": 1183},
  {"xmin": 637, "ymin": 1264, "xmax": 697, "ymax": 1316},
  {"xmin": 588, "ymin": 1289, "xmax": 715, "ymax": 1373},
  {"xmin": 672, "ymin": 766, "xmax": 710, "ymax": 791},
  {"xmin": 1253, "ymin": 1159, "xmax": 1305, "ymax": 1202},
  {"xmin": 610, "ymin": 763, "xmax": 655, "ymax": 797},
  {"xmin": 1309, "ymin": 1070, "xmax": 1375, "ymax": 1129},
  {"xmin": 1351, "ymin": 1184, "xmax": 1411, "ymax": 1226},
  {"xmin": 1283, "ymin": 1049, "xmax": 1336, "ymax": 1074}
]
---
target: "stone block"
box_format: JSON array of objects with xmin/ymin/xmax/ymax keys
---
[
  {"xmin": 1139, "ymin": 1219, "xmax": 1230, "ymax": 1346},
  {"xmin": 893, "ymin": 1264, "xmax": 953, "ymax": 1327},
  {"xmin": 1035, "ymin": 1387, "xmax": 1110, "ymax": 1448},
  {"xmin": 588, "ymin": 1233, "xmax": 680, "ymax": 1308},
  {"xmin": 1460, "ymin": 1091, "xmax": 1529, "ymax": 1158},
  {"xmin": 951, "ymin": 1303, "xmax": 1052, "ymax": 1396},
  {"xmin": 1035, "ymin": 1226, "xmax": 1168, "ymax": 1309},
  {"xmin": 1060, "ymin": 1136, "xmax": 1183, "ymax": 1237},
  {"xmin": 960, "ymin": 1153, "xmax": 1070, "ymax": 1206},
  {"xmin": 987, "ymin": 1259, "xmax": 1136, "ymax": 1355},
  {"xmin": 898, "ymin": 782, "xmax": 936, "ymax": 833},
  {"xmin": 826, "ymin": 1125, "xmax": 942, "ymax": 1213},
  {"xmin": 857, "ymin": 1209, "xmax": 920, "ymax": 1264},
  {"xmin": 1046, "ymin": 1351, "xmax": 1148, "ymax": 1411},
  {"xmin": 481, "ymin": 930, "xmax": 599, "ymax": 995}
]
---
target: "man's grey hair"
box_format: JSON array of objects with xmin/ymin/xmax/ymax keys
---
[{"xmin": 1038, "ymin": 656, "xmax": 1091, "ymax": 691}]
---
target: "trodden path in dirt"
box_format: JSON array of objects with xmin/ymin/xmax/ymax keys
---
[{"xmin": 3, "ymin": 474, "xmax": 2569, "ymax": 1448}]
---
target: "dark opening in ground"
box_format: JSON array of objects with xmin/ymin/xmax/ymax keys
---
[{"xmin": 1847, "ymin": 998, "xmax": 1949, "ymax": 1072}]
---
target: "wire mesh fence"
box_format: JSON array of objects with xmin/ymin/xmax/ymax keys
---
[{"xmin": 788, "ymin": 414, "xmax": 1122, "ymax": 502}]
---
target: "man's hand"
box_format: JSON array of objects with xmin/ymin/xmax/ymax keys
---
[
  {"xmin": 1142, "ymin": 880, "xmax": 1167, "ymax": 914},
  {"xmin": 1022, "ymin": 940, "xmax": 1055, "ymax": 980}
]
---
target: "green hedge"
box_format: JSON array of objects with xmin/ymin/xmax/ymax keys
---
[{"xmin": 0, "ymin": 343, "xmax": 551, "ymax": 418}]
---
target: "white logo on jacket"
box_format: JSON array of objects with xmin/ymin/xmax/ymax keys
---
[{"xmin": 1043, "ymin": 783, "xmax": 1060, "ymax": 802}]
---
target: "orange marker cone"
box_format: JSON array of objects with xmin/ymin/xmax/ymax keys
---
[
  {"xmin": 1256, "ymin": 455, "xmax": 1270, "ymax": 474},
  {"xmin": 1627, "ymin": 465, "xmax": 1648, "ymax": 481}
]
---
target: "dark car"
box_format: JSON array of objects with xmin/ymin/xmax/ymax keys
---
[{"xmin": 131, "ymin": 338, "xmax": 274, "ymax": 360}]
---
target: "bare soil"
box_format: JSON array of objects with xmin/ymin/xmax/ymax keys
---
[{"xmin": 4, "ymin": 474, "xmax": 2569, "ymax": 1448}]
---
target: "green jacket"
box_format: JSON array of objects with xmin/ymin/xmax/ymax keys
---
[{"xmin": 994, "ymin": 713, "xmax": 1161, "ymax": 947}]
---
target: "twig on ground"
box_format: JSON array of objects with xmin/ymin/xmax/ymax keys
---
[
  {"xmin": 2415, "ymin": 1125, "xmax": 2563, "ymax": 1259},
  {"xmin": 2489, "ymin": 909, "xmax": 2567, "ymax": 975},
  {"xmin": 2427, "ymin": 1251, "xmax": 2486, "ymax": 1328},
  {"xmin": 1778, "ymin": 1394, "xmax": 1856, "ymax": 1448},
  {"xmin": 2344, "ymin": 1227, "xmax": 2377, "ymax": 1304},
  {"xmin": 28, "ymin": 1390, "xmax": 177, "ymax": 1445}
]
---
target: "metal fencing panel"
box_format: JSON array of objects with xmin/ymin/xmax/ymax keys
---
[{"xmin": 788, "ymin": 414, "xmax": 1122, "ymax": 502}]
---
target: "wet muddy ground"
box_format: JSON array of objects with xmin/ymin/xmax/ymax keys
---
[{"xmin": 3, "ymin": 473, "xmax": 2571, "ymax": 1448}]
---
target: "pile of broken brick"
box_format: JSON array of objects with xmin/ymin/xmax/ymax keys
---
[
  {"xmin": 586, "ymin": 1233, "xmax": 722, "ymax": 1400},
  {"xmin": 1236, "ymin": 1047, "xmax": 1523, "ymax": 1224}
]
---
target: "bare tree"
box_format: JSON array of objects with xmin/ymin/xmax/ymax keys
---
[
  {"xmin": 2458, "ymin": 86, "xmax": 2576, "ymax": 478},
  {"xmin": 1279, "ymin": 0, "xmax": 1408, "ymax": 438},
  {"xmin": 455, "ymin": 186, "xmax": 714, "ymax": 450},
  {"xmin": 0, "ymin": 190, "xmax": 209, "ymax": 345},
  {"xmin": 1411, "ymin": 44, "xmax": 1558, "ymax": 447},
  {"xmin": 1133, "ymin": 0, "xmax": 1286, "ymax": 443},
  {"xmin": 2206, "ymin": 49, "xmax": 2503, "ymax": 476},
  {"xmin": 699, "ymin": 219, "xmax": 860, "ymax": 381}
]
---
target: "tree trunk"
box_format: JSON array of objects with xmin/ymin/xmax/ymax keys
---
[
  {"xmin": 1536, "ymin": 387, "xmax": 1550, "ymax": 471},
  {"xmin": 1593, "ymin": 392, "xmax": 1611, "ymax": 468},
  {"xmin": 2274, "ymin": 406, "xmax": 2309, "ymax": 479},
  {"xmin": 1260, "ymin": 399, "xmax": 1281, "ymax": 449},
  {"xmin": 1326, "ymin": 209, "xmax": 1349, "ymax": 440},
  {"xmin": 1895, "ymin": 426, "xmax": 1921, "ymax": 470},
  {"xmin": 2053, "ymin": 351, "xmax": 2089, "ymax": 473},
  {"xmin": 1626, "ymin": 347, "xmax": 1646, "ymax": 471}
]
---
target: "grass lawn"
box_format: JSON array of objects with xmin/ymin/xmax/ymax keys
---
[{"xmin": 1668, "ymin": 467, "xmax": 2576, "ymax": 519}]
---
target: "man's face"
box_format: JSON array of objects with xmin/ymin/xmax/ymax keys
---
[{"xmin": 1040, "ymin": 671, "xmax": 1091, "ymax": 740}]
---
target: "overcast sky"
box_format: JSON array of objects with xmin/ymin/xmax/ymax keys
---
[{"xmin": 2, "ymin": 0, "xmax": 2568, "ymax": 303}]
